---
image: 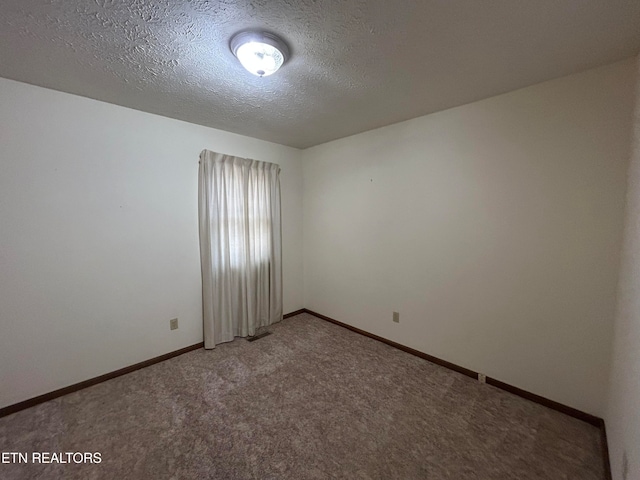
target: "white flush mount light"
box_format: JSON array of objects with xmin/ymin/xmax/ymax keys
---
[{"xmin": 230, "ymin": 30, "xmax": 290, "ymax": 77}]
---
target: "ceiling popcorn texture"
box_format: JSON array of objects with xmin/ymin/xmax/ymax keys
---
[{"xmin": 1, "ymin": 0, "xmax": 639, "ymax": 148}]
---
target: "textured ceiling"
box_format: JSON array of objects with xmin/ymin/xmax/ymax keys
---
[{"xmin": 1, "ymin": 0, "xmax": 639, "ymax": 149}]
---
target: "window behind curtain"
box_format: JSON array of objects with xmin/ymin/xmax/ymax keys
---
[{"xmin": 198, "ymin": 150, "xmax": 282, "ymax": 348}]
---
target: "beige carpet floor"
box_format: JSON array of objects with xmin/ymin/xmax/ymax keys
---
[{"xmin": 0, "ymin": 313, "xmax": 605, "ymax": 479}]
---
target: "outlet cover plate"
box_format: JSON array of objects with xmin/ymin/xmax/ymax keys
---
[{"xmin": 170, "ymin": 318, "xmax": 178, "ymax": 330}]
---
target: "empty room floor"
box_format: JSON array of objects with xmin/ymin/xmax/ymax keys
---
[{"xmin": 0, "ymin": 313, "xmax": 605, "ymax": 479}]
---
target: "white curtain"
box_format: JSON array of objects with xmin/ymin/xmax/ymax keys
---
[{"xmin": 198, "ymin": 150, "xmax": 282, "ymax": 349}]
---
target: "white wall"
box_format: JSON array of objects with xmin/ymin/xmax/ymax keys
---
[
  {"xmin": 606, "ymin": 55, "xmax": 640, "ymax": 480},
  {"xmin": 0, "ymin": 78, "xmax": 303, "ymax": 409},
  {"xmin": 302, "ymin": 58, "xmax": 636, "ymax": 416}
]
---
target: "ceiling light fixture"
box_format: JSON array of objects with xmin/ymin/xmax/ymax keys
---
[{"xmin": 230, "ymin": 30, "xmax": 290, "ymax": 77}]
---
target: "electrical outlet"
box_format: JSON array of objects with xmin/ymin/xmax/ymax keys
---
[
  {"xmin": 393, "ymin": 311, "xmax": 400, "ymax": 323},
  {"xmin": 478, "ymin": 373, "xmax": 486, "ymax": 384},
  {"xmin": 170, "ymin": 318, "xmax": 178, "ymax": 330}
]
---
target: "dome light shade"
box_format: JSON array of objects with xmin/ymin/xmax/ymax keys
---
[{"xmin": 230, "ymin": 31, "xmax": 290, "ymax": 77}]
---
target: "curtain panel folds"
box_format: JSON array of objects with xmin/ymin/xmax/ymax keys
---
[{"xmin": 198, "ymin": 150, "xmax": 282, "ymax": 348}]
